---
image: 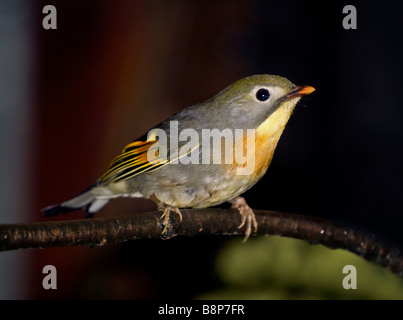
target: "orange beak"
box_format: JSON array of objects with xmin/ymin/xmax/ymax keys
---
[{"xmin": 286, "ymin": 85, "xmax": 315, "ymax": 100}]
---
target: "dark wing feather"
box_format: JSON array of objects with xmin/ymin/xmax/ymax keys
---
[
  {"xmin": 101, "ymin": 109, "xmax": 203, "ymax": 183},
  {"xmin": 100, "ymin": 137, "xmax": 200, "ymax": 183},
  {"xmin": 100, "ymin": 139, "xmax": 169, "ymax": 183}
]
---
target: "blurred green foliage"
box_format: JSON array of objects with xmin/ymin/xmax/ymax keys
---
[{"xmin": 198, "ymin": 236, "xmax": 403, "ymax": 300}]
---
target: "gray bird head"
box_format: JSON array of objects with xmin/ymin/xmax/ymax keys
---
[{"xmin": 202, "ymin": 74, "xmax": 315, "ymax": 130}]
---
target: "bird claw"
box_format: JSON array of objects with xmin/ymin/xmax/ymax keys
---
[
  {"xmin": 231, "ymin": 197, "xmax": 257, "ymax": 242},
  {"xmin": 157, "ymin": 202, "xmax": 182, "ymax": 234}
]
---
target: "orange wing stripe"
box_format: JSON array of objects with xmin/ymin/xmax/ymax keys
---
[{"xmin": 100, "ymin": 139, "xmax": 165, "ymax": 182}]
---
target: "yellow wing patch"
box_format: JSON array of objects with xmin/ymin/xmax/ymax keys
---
[
  {"xmin": 100, "ymin": 137, "xmax": 201, "ymax": 183},
  {"xmin": 100, "ymin": 139, "xmax": 168, "ymax": 183}
]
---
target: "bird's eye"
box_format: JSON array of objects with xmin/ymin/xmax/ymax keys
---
[{"xmin": 256, "ymin": 88, "xmax": 270, "ymax": 102}]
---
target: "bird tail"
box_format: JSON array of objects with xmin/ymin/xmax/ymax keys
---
[{"xmin": 42, "ymin": 183, "xmax": 110, "ymax": 218}]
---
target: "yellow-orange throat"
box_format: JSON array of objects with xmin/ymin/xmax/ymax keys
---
[{"xmin": 237, "ymin": 98, "xmax": 299, "ymax": 178}]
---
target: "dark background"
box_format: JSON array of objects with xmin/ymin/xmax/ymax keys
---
[{"xmin": 2, "ymin": 0, "xmax": 403, "ymax": 299}]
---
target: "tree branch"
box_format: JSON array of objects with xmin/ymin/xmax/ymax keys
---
[{"xmin": 1, "ymin": 209, "xmax": 402, "ymax": 277}]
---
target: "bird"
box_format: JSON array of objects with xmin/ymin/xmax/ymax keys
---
[{"xmin": 42, "ymin": 74, "xmax": 315, "ymax": 242}]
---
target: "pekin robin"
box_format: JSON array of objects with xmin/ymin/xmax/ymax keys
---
[{"xmin": 42, "ymin": 74, "xmax": 315, "ymax": 241}]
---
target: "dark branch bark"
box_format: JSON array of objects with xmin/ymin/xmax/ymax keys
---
[{"xmin": 1, "ymin": 209, "xmax": 402, "ymax": 277}]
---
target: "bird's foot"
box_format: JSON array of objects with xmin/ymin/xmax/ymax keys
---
[
  {"xmin": 157, "ymin": 202, "xmax": 183, "ymax": 234},
  {"xmin": 231, "ymin": 196, "xmax": 257, "ymax": 242}
]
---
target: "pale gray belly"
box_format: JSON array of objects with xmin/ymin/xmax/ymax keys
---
[{"xmin": 124, "ymin": 162, "xmax": 257, "ymax": 208}]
